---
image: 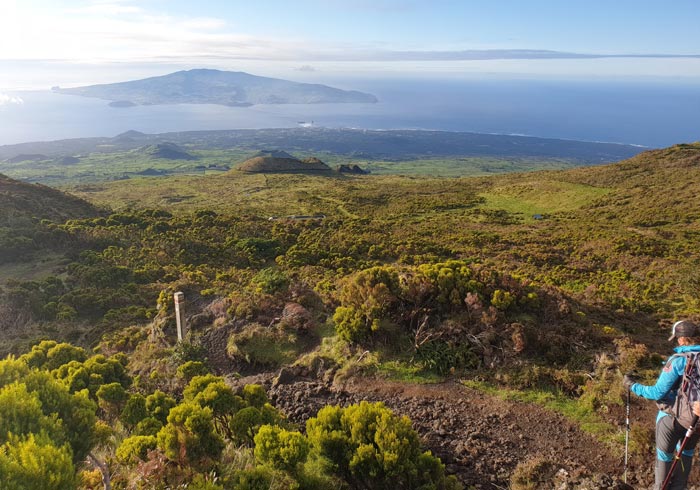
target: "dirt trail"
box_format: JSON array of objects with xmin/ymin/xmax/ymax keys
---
[{"xmin": 245, "ymin": 371, "xmax": 637, "ymax": 489}]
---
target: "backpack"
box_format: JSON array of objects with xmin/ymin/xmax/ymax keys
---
[{"xmin": 672, "ymin": 352, "xmax": 700, "ymax": 430}]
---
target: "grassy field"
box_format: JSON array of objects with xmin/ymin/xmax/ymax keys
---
[
  {"xmin": 1, "ymin": 145, "xmax": 585, "ymax": 187},
  {"xmin": 0, "ymin": 149, "xmax": 241, "ymax": 186},
  {"xmin": 0, "ymin": 253, "xmax": 68, "ymax": 284},
  {"xmin": 479, "ymin": 179, "xmax": 611, "ymax": 219}
]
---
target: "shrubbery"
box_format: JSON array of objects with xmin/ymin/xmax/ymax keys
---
[
  {"xmin": 156, "ymin": 402, "xmax": 224, "ymax": 468},
  {"xmin": 116, "ymin": 435, "xmax": 157, "ymax": 465},
  {"xmin": 306, "ymin": 401, "xmax": 459, "ymax": 490},
  {"xmin": 1, "ymin": 340, "xmax": 461, "ymax": 489}
]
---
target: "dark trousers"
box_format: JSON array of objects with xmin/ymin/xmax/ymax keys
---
[{"xmin": 656, "ymin": 415, "xmax": 700, "ymax": 490}]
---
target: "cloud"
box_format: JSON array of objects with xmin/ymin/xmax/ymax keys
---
[
  {"xmin": 0, "ymin": 93, "xmax": 24, "ymax": 105},
  {"xmin": 291, "ymin": 49, "xmax": 700, "ymax": 62},
  {"xmin": 69, "ymin": 0, "xmax": 144, "ymax": 15},
  {"xmin": 295, "ymin": 65, "xmax": 317, "ymax": 72},
  {"xmin": 0, "ymin": 2, "xmax": 697, "ymax": 68}
]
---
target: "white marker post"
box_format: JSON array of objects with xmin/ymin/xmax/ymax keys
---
[{"xmin": 174, "ymin": 292, "xmax": 186, "ymax": 341}]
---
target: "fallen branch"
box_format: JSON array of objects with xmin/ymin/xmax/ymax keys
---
[{"xmin": 87, "ymin": 452, "xmax": 111, "ymax": 490}]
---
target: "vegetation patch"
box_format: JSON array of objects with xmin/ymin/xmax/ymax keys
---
[
  {"xmin": 480, "ymin": 179, "xmax": 610, "ymax": 218},
  {"xmin": 462, "ymin": 380, "xmax": 617, "ymax": 443}
]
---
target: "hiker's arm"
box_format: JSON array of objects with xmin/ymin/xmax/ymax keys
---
[{"xmin": 632, "ymin": 356, "xmax": 684, "ymax": 400}]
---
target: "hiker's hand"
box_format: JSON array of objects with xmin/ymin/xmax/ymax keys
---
[
  {"xmin": 693, "ymin": 401, "xmax": 700, "ymax": 417},
  {"xmin": 623, "ymin": 373, "xmax": 639, "ymax": 389}
]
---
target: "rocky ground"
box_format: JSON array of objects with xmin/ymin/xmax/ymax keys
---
[{"xmin": 229, "ymin": 365, "xmax": 663, "ymax": 489}]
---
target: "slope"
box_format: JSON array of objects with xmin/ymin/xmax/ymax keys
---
[
  {"xmin": 0, "ymin": 173, "xmax": 99, "ymax": 264},
  {"xmin": 2, "ymin": 143, "xmax": 699, "ymax": 486}
]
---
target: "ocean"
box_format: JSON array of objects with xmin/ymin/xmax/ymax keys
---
[{"xmin": 0, "ymin": 78, "xmax": 698, "ymax": 148}]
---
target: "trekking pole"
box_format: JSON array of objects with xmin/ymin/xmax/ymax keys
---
[
  {"xmin": 661, "ymin": 414, "xmax": 699, "ymax": 490},
  {"xmin": 624, "ymin": 387, "xmax": 630, "ymax": 483}
]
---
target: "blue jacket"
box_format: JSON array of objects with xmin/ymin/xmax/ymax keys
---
[{"xmin": 632, "ymin": 345, "xmax": 700, "ymax": 419}]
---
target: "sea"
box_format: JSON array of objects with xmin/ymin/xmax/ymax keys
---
[{"xmin": 0, "ymin": 78, "xmax": 698, "ymax": 148}]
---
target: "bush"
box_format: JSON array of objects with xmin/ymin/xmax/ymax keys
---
[
  {"xmin": 133, "ymin": 417, "xmax": 163, "ymax": 437},
  {"xmin": 491, "ymin": 289, "xmax": 515, "ymax": 311},
  {"xmin": 145, "ymin": 390, "xmax": 177, "ymax": 426},
  {"xmin": 120, "ymin": 393, "xmax": 148, "ymax": 428},
  {"xmin": 231, "ymin": 407, "xmax": 265, "ymax": 446},
  {"xmin": 254, "ymin": 425, "xmax": 310, "ymax": 473},
  {"xmin": 242, "ymin": 384, "xmax": 269, "ymax": 409},
  {"xmin": 183, "ymin": 374, "xmax": 224, "ymax": 401},
  {"xmin": 252, "ymin": 268, "xmax": 289, "ymax": 295},
  {"xmin": 54, "ymin": 354, "xmax": 131, "ymax": 398},
  {"xmin": 306, "ymin": 401, "xmax": 459, "ymax": 489},
  {"xmin": 333, "ymin": 306, "xmax": 370, "ymax": 343},
  {"xmin": 177, "ymin": 360, "xmax": 210, "ymax": 380},
  {"xmin": 156, "ymin": 402, "xmax": 224, "ymax": 467},
  {"xmin": 333, "ymin": 267, "xmax": 401, "ymax": 342},
  {"xmin": 96, "ymin": 382, "xmax": 128, "ymax": 417},
  {"xmin": 0, "ymin": 364, "xmax": 97, "ymax": 463},
  {"xmin": 0, "ymin": 434, "xmax": 76, "ymax": 490},
  {"xmin": 172, "ymin": 341, "xmax": 208, "ymax": 365},
  {"xmin": 0, "ymin": 383, "xmax": 67, "ymax": 447},
  {"xmin": 614, "ymin": 337, "xmax": 653, "ymax": 373},
  {"xmin": 20, "ymin": 341, "xmax": 87, "ymax": 371},
  {"xmin": 415, "ymin": 260, "xmax": 480, "ymax": 308},
  {"xmin": 279, "ymin": 302, "xmax": 314, "ymax": 332},
  {"xmin": 116, "ymin": 435, "xmax": 157, "ymax": 465}
]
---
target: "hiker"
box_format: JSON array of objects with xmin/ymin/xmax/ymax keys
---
[{"xmin": 623, "ymin": 320, "xmax": 700, "ymax": 490}]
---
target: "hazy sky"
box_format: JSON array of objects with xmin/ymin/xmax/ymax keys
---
[{"xmin": 1, "ymin": 0, "xmax": 700, "ymax": 89}]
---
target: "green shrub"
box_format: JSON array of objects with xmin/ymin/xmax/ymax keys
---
[
  {"xmin": 415, "ymin": 260, "xmax": 480, "ymax": 308},
  {"xmin": 133, "ymin": 417, "xmax": 163, "ymax": 437},
  {"xmin": 231, "ymin": 404, "xmax": 281, "ymax": 447},
  {"xmin": 254, "ymin": 425, "xmax": 310, "ymax": 473},
  {"xmin": 145, "ymin": 390, "xmax": 177, "ymax": 425},
  {"xmin": 0, "ymin": 434, "xmax": 76, "ymax": 490},
  {"xmin": 96, "ymin": 382, "xmax": 128, "ymax": 417},
  {"xmin": 0, "ymin": 364, "xmax": 97, "ymax": 463},
  {"xmin": 53, "ymin": 354, "xmax": 131, "ymax": 398},
  {"xmin": 333, "ymin": 306, "xmax": 370, "ymax": 343},
  {"xmin": 120, "ymin": 393, "xmax": 148, "ymax": 428},
  {"xmin": 172, "ymin": 341, "xmax": 208, "ymax": 365},
  {"xmin": 242, "ymin": 384, "xmax": 269, "ymax": 409},
  {"xmin": 252, "ymin": 268, "xmax": 289, "ymax": 295},
  {"xmin": 157, "ymin": 402, "xmax": 224, "ymax": 467},
  {"xmin": 20, "ymin": 341, "xmax": 87, "ymax": 371},
  {"xmin": 177, "ymin": 360, "xmax": 210, "ymax": 380},
  {"xmin": 333, "ymin": 267, "xmax": 401, "ymax": 342},
  {"xmin": 183, "ymin": 374, "xmax": 223, "ymax": 401},
  {"xmin": 306, "ymin": 401, "xmax": 459, "ymax": 489},
  {"xmin": 0, "ymin": 383, "xmax": 67, "ymax": 447},
  {"xmin": 18, "ymin": 340, "xmax": 58, "ymax": 369},
  {"xmin": 491, "ymin": 289, "xmax": 515, "ymax": 311},
  {"xmin": 116, "ymin": 435, "xmax": 157, "ymax": 465}
]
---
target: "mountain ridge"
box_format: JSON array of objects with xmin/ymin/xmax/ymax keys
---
[{"xmin": 54, "ymin": 69, "xmax": 379, "ymax": 106}]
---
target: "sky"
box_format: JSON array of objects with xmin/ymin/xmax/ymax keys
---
[{"xmin": 1, "ymin": 0, "xmax": 700, "ymax": 89}]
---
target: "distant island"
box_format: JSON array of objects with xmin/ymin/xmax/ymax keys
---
[{"xmin": 53, "ymin": 69, "xmax": 379, "ymax": 107}]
